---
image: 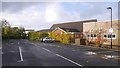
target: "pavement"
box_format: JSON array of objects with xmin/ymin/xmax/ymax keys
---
[
  {"xmin": 81, "ymin": 44, "xmax": 120, "ymax": 52},
  {"xmin": 2, "ymin": 39, "xmax": 120, "ymax": 67}
]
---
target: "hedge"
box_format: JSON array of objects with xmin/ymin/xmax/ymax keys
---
[
  {"xmin": 49, "ymin": 32, "xmax": 72, "ymax": 44},
  {"xmin": 28, "ymin": 32, "xmax": 48, "ymax": 41}
]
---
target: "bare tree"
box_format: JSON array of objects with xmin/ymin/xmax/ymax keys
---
[{"xmin": 1, "ymin": 19, "xmax": 10, "ymax": 27}]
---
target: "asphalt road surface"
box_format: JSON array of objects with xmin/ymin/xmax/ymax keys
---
[{"xmin": 2, "ymin": 39, "xmax": 120, "ymax": 67}]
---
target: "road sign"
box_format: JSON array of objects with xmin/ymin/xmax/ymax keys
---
[{"xmin": 109, "ymin": 28, "xmax": 113, "ymax": 33}]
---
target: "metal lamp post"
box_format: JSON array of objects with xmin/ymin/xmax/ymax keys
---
[{"xmin": 107, "ymin": 7, "xmax": 112, "ymax": 49}]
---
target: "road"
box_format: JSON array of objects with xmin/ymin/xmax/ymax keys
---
[{"xmin": 2, "ymin": 39, "xmax": 120, "ymax": 67}]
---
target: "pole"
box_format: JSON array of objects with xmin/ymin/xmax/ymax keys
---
[
  {"xmin": 110, "ymin": 8, "xmax": 112, "ymax": 49},
  {"xmin": 107, "ymin": 7, "xmax": 112, "ymax": 49}
]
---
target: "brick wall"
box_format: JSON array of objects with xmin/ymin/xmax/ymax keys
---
[{"xmin": 118, "ymin": 20, "xmax": 120, "ymax": 45}]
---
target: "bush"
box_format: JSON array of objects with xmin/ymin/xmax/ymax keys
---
[
  {"xmin": 28, "ymin": 32, "xmax": 48, "ymax": 41},
  {"xmin": 2, "ymin": 26, "xmax": 26, "ymax": 39},
  {"xmin": 49, "ymin": 32, "xmax": 72, "ymax": 44}
]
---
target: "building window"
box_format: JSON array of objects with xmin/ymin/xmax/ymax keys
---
[
  {"xmin": 94, "ymin": 34, "xmax": 96, "ymax": 37},
  {"xmin": 113, "ymin": 34, "xmax": 115, "ymax": 37},
  {"xmin": 75, "ymin": 35, "xmax": 79, "ymax": 37},
  {"xmin": 88, "ymin": 35, "xmax": 90, "ymax": 37},
  {"xmin": 88, "ymin": 34, "xmax": 97, "ymax": 38},
  {"xmin": 104, "ymin": 33, "xmax": 116, "ymax": 39},
  {"xmin": 91, "ymin": 34, "xmax": 93, "ymax": 37},
  {"xmin": 104, "ymin": 35, "xmax": 107, "ymax": 38}
]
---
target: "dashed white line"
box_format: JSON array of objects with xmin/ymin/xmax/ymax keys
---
[
  {"xmin": 55, "ymin": 54, "xmax": 83, "ymax": 67},
  {"xmin": 31, "ymin": 43, "xmax": 35, "ymax": 45},
  {"xmin": 18, "ymin": 47, "xmax": 24, "ymax": 61},
  {"xmin": 50, "ymin": 44, "xmax": 55, "ymax": 46},
  {"xmin": 37, "ymin": 45, "xmax": 82, "ymax": 67},
  {"xmin": 72, "ymin": 50, "xmax": 76, "ymax": 51},
  {"xmin": 18, "ymin": 42, "xmax": 20, "ymax": 45},
  {"xmin": 42, "ymin": 48, "xmax": 51, "ymax": 52},
  {"xmin": 31, "ymin": 43, "xmax": 38, "ymax": 46},
  {"xmin": 57, "ymin": 46, "xmax": 61, "ymax": 47}
]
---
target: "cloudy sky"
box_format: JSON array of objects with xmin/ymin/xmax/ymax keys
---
[{"xmin": 0, "ymin": 1, "xmax": 118, "ymax": 30}]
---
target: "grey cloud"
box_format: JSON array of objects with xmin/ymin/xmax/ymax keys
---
[
  {"xmin": 1, "ymin": 2, "xmax": 48, "ymax": 13},
  {"xmin": 0, "ymin": 2, "xmax": 2, "ymax": 12}
]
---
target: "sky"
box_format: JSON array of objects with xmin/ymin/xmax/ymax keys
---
[{"xmin": 0, "ymin": 1, "xmax": 119, "ymax": 31}]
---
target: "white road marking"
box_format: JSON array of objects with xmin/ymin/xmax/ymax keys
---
[
  {"xmin": 1, "ymin": 52, "xmax": 3, "ymax": 55},
  {"xmin": 18, "ymin": 47, "xmax": 24, "ymax": 61},
  {"xmin": 0, "ymin": 47, "xmax": 2, "ymax": 55},
  {"xmin": 85, "ymin": 51, "xmax": 97, "ymax": 55},
  {"xmin": 56, "ymin": 54, "xmax": 83, "ymax": 67},
  {"xmin": 72, "ymin": 50, "xmax": 76, "ymax": 51},
  {"xmin": 57, "ymin": 46, "xmax": 60, "ymax": 47},
  {"xmin": 102, "ymin": 55, "xmax": 119, "ymax": 59},
  {"xmin": 42, "ymin": 48, "xmax": 51, "ymax": 52},
  {"xmin": 31, "ymin": 43, "xmax": 38, "ymax": 46},
  {"xmin": 31, "ymin": 43, "xmax": 35, "ymax": 45},
  {"xmin": 18, "ymin": 42, "xmax": 19, "ymax": 45},
  {"xmin": 49, "ymin": 44, "xmax": 54, "ymax": 46},
  {"xmin": 47, "ymin": 44, "xmax": 60, "ymax": 47}
]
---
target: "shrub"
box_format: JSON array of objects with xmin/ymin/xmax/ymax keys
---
[
  {"xmin": 49, "ymin": 32, "xmax": 72, "ymax": 44},
  {"xmin": 28, "ymin": 32, "xmax": 48, "ymax": 41}
]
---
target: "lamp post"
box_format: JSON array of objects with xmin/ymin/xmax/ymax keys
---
[{"xmin": 107, "ymin": 7, "xmax": 112, "ymax": 49}]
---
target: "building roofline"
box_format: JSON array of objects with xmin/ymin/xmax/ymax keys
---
[
  {"xmin": 97, "ymin": 19, "xmax": 120, "ymax": 23},
  {"xmin": 52, "ymin": 27, "xmax": 67, "ymax": 33},
  {"xmin": 53, "ymin": 19, "xmax": 97, "ymax": 25}
]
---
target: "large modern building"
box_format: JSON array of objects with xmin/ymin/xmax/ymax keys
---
[
  {"xmin": 83, "ymin": 20, "xmax": 120, "ymax": 46},
  {"xmin": 50, "ymin": 19, "xmax": 97, "ymax": 42},
  {"xmin": 38, "ymin": 19, "xmax": 120, "ymax": 46}
]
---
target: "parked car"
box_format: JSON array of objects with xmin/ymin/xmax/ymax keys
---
[{"xmin": 42, "ymin": 37, "xmax": 55, "ymax": 43}]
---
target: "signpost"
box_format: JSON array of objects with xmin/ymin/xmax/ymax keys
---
[
  {"xmin": 109, "ymin": 28, "xmax": 113, "ymax": 33},
  {"xmin": 107, "ymin": 7, "xmax": 113, "ymax": 49},
  {"xmin": 109, "ymin": 27, "xmax": 113, "ymax": 49}
]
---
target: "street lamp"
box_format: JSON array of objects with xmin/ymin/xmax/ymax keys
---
[{"xmin": 107, "ymin": 7, "xmax": 112, "ymax": 49}]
